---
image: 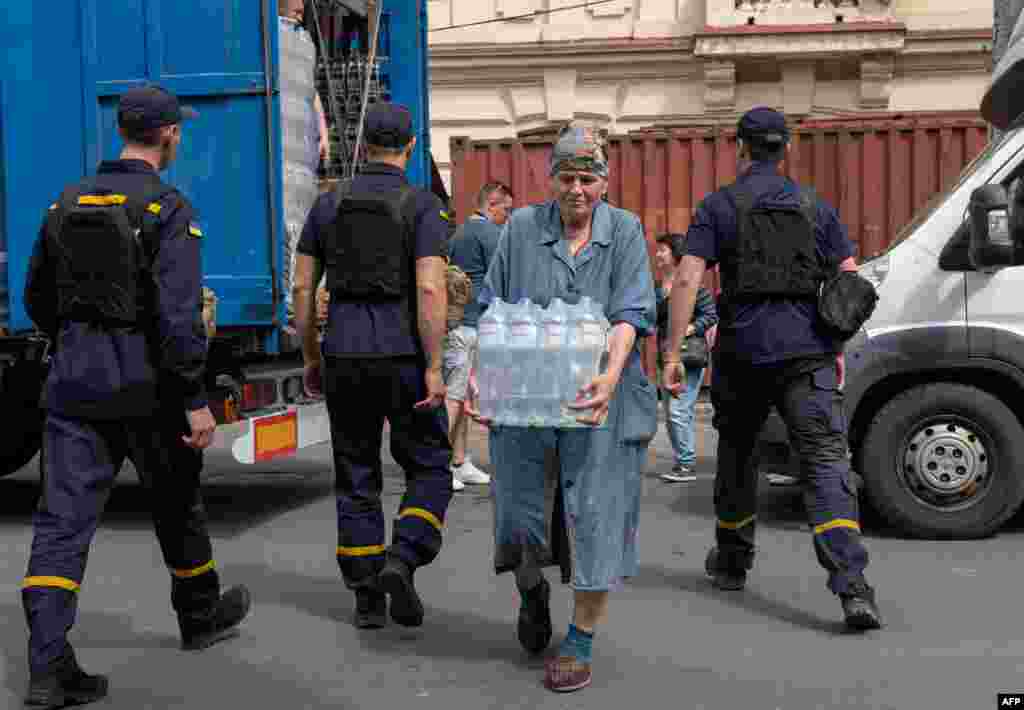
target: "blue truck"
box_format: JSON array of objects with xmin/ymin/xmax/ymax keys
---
[{"xmin": 0, "ymin": 0, "xmax": 437, "ymax": 475}]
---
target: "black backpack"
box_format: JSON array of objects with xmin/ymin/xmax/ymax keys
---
[
  {"xmin": 325, "ymin": 180, "xmax": 418, "ymax": 300},
  {"xmin": 724, "ymin": 183, "xmax": 822, "ymax": 300},
  {"xmin": 725, "ymin": 182, "xmax": 879, "ymax": 340},
  {"xmin": 46, "ymin": 177, "xmax": 170, "ymax": 326}
]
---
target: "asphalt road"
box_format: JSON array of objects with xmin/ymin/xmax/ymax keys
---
[{"xmin": 2, "ymin": 406, "xmax": 1024, "ymax": 710}]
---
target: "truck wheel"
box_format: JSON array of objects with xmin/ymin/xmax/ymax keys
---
[
  {"xmin": 858, "ymin": 383, "xmax": 1024, "ymax": 539},
  {"xmin": 0, "ymin": 361, "xmax": 44, "ymax": 478}
]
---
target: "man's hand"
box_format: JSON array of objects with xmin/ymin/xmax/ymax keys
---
[
  {"xmin": 568, "ymin": 372, "xmax": 618, "ymax": 426},
  {"xmin": 685, "ymin": 324, "xmax": 696, "ymax": 337},
  {"xmin": 315, "ymin": 94, "xmax": 329, "ymax": 163},
  {"xmin": 465, "ymin": 369, "xmax": 493, "ymax": 427},
  {"xmin": 705, "ymin": 324, "xmax": 718, "ymax": 351},
  {"xmin": 415, "ymin": 367, "xmax": 446, "ymax": 410},
  {"xmin": 661, "ymin": 359, "xmax": 685, "ymax": 398},
  {"xmin": 183, "ymin": 406, "xmax": 217, "ymax": 450},
  {"xmin": 416, "ymin": 257, "xmax": 447, "ymax": 397},
  {"xmin": 315, "ymin": 287, "xmax": 329, "ymax": 326},
  {"xmin": 836, "ymin": 352, "xmax": 846, "ymax": 390},
  {"xmin": 304, "ymin": 360, "xmax": 323, "ymax": 398}
]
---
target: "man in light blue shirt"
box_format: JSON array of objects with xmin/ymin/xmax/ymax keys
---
[{"xmin": 444, "ymin": 181, "xmax": 512, "ymax": 489}]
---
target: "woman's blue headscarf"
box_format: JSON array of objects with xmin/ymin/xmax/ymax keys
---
[{"xmin": 549, "ymin": 124, "xmax": 609, "ymax": 178}]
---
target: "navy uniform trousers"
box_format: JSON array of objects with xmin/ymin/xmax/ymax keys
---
[
  {"xmin": 23, "ymin": 410, "xmax": 219, "ymax": 673},
  {"xmin": 710, "ymin": 357, "xmax": 869, "ymax": 595},
  {"xmin": 324, "ymin": 356, "xmax": 453, "ymax": 588}
]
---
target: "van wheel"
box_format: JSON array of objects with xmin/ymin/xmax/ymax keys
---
[{"xmin": 858, "ymin": 383, "xmax": 1024, "ymax": 539}]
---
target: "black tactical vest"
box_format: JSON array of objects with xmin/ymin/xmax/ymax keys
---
[
  {"xmin": 325, "ymin": 181, "xmax": 418, "ymax": 300},
  {"xmin": 46, "ymin": 175, "xmax": 172, "ymax": 327},
  {"xmin": 721, "ymin": 183, "xmax": 824, "ymax": 300}
]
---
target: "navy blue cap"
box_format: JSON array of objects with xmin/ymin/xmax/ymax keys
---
[
  {"xmin": 737, "ymin": 106, "xmax": 790, "ymax": 145},
  {"xmin": 117, "ymin": 85, "xmax": 198, "ymax": 131},
  {"xmin": 364, "ymin": 103, "xmax": 414, "ymax": 148}
]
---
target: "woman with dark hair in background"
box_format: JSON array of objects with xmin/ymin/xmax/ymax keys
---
[{"xmin": 654, "ymin": 233, "xmax": 717, "ymax": 482}]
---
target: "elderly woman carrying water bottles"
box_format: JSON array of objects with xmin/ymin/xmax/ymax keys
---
[{"xmin": 467, "ymin": 124, "xmax": 657, "ymax": 693}]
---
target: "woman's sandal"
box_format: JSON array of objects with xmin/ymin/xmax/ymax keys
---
[{"xmin": 544, "ymin": 656, "xmax": 592, "ymax": 693}]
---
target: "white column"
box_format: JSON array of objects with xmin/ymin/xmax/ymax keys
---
[
  {"xmin": 860, "ymin": 55, "xmax": 895, "ymax": 110},
  {"xmin": 703, "ymin": 60, "xmax": 736, "ymax": 114},
  {"xmin": 544, "ymin": 69, "xmax": 578, "ymax": 122},
  {"xmin": 782, "ymin": 61, "xmax": 816, "ymax": 117}
]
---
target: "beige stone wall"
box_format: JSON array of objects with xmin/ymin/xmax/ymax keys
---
[
  {"xmin": 428, "ymin": 0, "xmax": 704, "ymax": 43},
  {"xmin": 429, "ymin": 0, "xmax": 994, "ymax": 194},
  {"xmin": 894, "ymin": 0, "xmax": 991, "ymax": 30}
]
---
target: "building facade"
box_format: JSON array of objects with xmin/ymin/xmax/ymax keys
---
[{"xmin": 427, "ymin": 0, "xmax": 993, "ymax": 192}]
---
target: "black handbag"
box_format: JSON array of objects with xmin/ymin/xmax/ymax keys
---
[
  {"xmin": 681, "ymin": 333, "xmax": 708, "ymax": 369},
  {"xmin": 817, "ymin": 270, "xmax": 879, "ymax": 341}
]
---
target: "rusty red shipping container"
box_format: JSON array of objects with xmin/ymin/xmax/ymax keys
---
[
  {"xmin": 451, "ymin": 111, "xmax": 989, "ymax": 262},
  {"xmin": 449, "ymin": 111, "xmax": 991, "ymax": 379}
]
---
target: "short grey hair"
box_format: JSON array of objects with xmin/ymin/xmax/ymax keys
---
[{"xmin": 475, "ymin": 181, "xmax": 512, "ymax": 210}]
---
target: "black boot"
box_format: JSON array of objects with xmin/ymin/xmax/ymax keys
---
[
  {"xmin": 705, "ymin": 547, "xmax": 749, "ymax": 591},
  {"xmin": 517, "ymin": 577, "xmax": 552, "ymax": 655},
  {"xmin": 354, "ymin": 588, "xmax": 387, "ymax": 629},
  {"xmin": 841, "ymin": 581, "xmax": 883, "ymax": 631},
  {"xmin": 179, "ymin": 585, "xmax": 252, "ymax": 651},
  {"xmin": 377, "ymin": 556, "xmax": 423, "ymax": 627},
  {"xmin": 25, "ymin": 649, "xmax": 108, "ymax": 709}
]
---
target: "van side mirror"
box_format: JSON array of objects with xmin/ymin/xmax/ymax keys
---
[{"xmin": 968, "ymin": 184, "xmax": 1015, "ymax": 270}]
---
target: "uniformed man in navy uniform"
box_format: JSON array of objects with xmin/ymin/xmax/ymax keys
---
[
  {"xmin": 21, "ymin": 85, "xmax": 251, "ymax": 708},
  {"xmin": 663, "ymin": 107, "xmax": 883, "ymax": 631},
  {"xmin": 293, "ymin": 102, "xmax": 453, "ymax": 630}
]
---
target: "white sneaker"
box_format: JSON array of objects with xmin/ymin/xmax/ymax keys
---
[
  {"xmin": 452, "ymin": 474, "xmax": 466, "ymax": 491},
  {"xmin": 660, "ymin": 465, "xmax": 697, "ymax": 483},
  {"xmin": 453, "ymin": 459, "xmax": 491, "ymax": 485}
]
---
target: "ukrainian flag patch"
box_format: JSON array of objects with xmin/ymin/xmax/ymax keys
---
[
  {"xmin": 439, "ymin": 210, "xmax": 450, "ymax": 222},
  {"xmin": 187, "ymin": 223, "xmax": 203, "ymax": 238}
]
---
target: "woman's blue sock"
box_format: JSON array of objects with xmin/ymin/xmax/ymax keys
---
[{"xmin": 558, "ymin": 624, "xmax": 593, "ymax": 664}]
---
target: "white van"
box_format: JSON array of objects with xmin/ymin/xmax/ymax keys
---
[{"xmin": 758, "ymin": 121, "xmax": 1024, "ymax": 540}]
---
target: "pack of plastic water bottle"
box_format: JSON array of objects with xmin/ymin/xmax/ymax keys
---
[{"xmin": 476, "ymin": 297, "xmax": 610, "ymax": 428}]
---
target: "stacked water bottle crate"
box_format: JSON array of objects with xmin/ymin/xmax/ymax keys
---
[
  {"xmin": 316, "ymin": 50, "xmax": 391, "ymax": 179},
  {"xmin": 477, "ymin": 297, "xmax": 610, "ymax": 428}
]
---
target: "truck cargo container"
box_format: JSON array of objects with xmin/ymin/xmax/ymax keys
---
[{"xmin": 0, "ymin": 0, "xmax": 435, "ymax": 475}]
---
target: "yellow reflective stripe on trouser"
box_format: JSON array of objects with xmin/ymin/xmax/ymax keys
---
[
  {"xmin": 78, "ymin": 194, "xmax": 127, "ymax": 206},
  {"xmin": 399, "ymin": 507, "xmax": 443, "ymax": 532},
  {"xmin": 717, "ymin": 515, "xmax": 756, "ymax": 531},
  {"xmin": 23, "ymin": 576, "xmax": 80, "ymax": 593},
  {"xmin": 336, "ymin": 545, "xmax": 386, "ymax": 557},
  {"xmin": 813, "ymin": 519, "xmax": 861, "ymax": 535},
  {"xmin": 146, "ymin": 202, "xmax": 162, "ymax": 215},
  {"xmin": 170, "ymin": 560, "xmax": 216, "ymax": 579}
]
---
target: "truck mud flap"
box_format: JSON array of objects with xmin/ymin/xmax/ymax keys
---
[{"xmin": 212, "ymin": 401, "xmax": 331, "ymax": 464}]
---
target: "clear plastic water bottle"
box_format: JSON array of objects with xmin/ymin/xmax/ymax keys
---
[
  {"xmin": 564, "ymin": 297, "xmax": 608, "ymax": 425},
  {"xmin": 476, "ymin": 299, "xmax": 508, "ymax": 422},
  {"xmin": 506, "ymin": 298, "xmax": 539, "ymax": 426},
  {"xmin": 593, "ymin": 298, "xmax": 611, "ymax": 376},
  {"xmin": 528, "ymin": 301, "xmax": 547, "ymax": 426},
  {"xmin": 583, "ymin": 298, "xmax": 610, "ymax": 381},
  {"xmin": 563, "ymin": 300, "xmax": 583, "ymax": 424},
  {"xmin": 539, "ymin": 298, "xmax": 568, "ymax": 426}
]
